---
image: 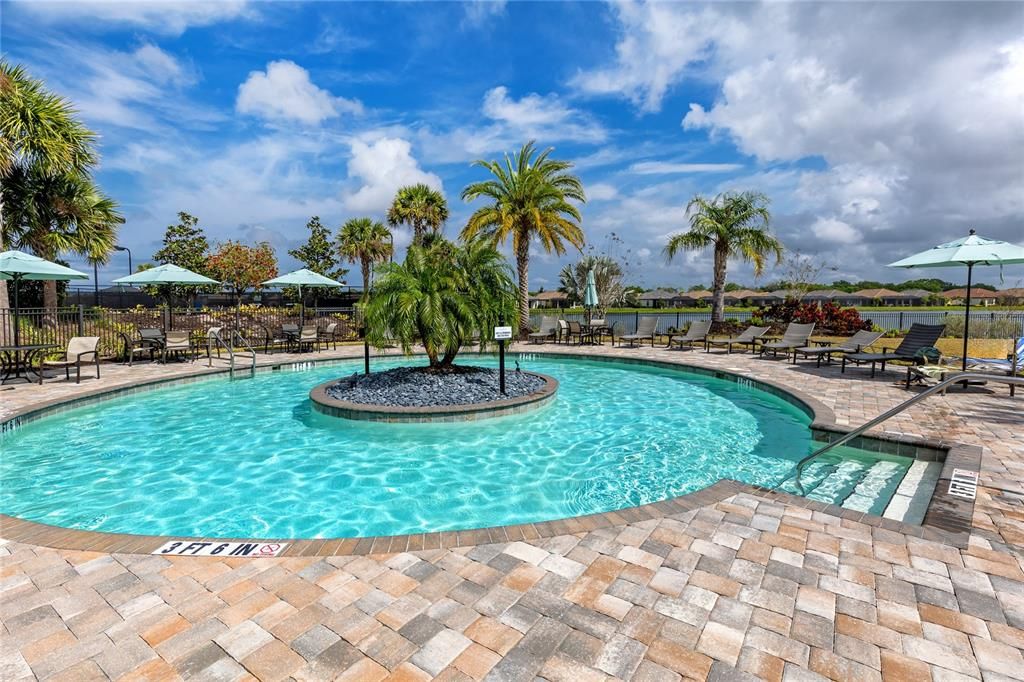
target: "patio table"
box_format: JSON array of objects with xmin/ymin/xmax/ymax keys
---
[
  {"xmin": 0, "ymin": 343, "xmax": 59, "ymax": 385},
  {"xmin": 584, "ymin": 322, "xmax": 612, "ymax": 345}
]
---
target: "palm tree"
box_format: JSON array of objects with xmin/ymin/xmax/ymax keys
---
[
  {"xmin": 460, "ymin": 141, "xmax": 586, "ymax": 334},
  {"xmin": 337, "ymin": 217, "xmax": 392, "ymax": 299},
  {"xmin": 3, "ymin": 167, "xmax": 123, "ymax": 309},
  {"xmin": 1, "ymin": 60, "xmax": 98, "ymax": 325},
  {"xmin": 559, "ymin": 255, "xmax": 625, "ymax": 313},
  {"xmin": 364, "ymin": 237, "xmax": 516, "ymax": 369},
  {"xmin": 386, "ymin": 184, "xmax": 449, "ymax": 245},
  {"xmin": 665, "ymin": 191, "xmax": 784, "ymax": 321}
]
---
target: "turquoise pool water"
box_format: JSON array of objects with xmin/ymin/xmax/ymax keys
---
[{"xmin": 1, "ymin": 356, "xmax": 819, "ymax": 538}]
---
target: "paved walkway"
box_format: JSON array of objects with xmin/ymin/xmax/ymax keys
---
[{"xmin": 1, "ymin": 342, "xmax": 1022, "ymax": 681}]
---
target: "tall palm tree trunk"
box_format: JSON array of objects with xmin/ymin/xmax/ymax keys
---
[
  {"xmin": 515, "ymin": 237, "xmax": 530, "ymax": 337},
  {"xmin": 711, "ymin": 244, "xmax": 728, "ymax": 322},
  {"xmin": 361, "ymin": 260, "xmax": 371, "ymax": 298}
]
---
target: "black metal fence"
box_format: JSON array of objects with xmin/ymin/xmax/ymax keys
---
[
  {"xmin": 530, "ymin": 309, "xmax": 1024, "ymax": 336},
  {"xmin": 0, "ymin": 306, "xmax": 361, "ymax": 358}
]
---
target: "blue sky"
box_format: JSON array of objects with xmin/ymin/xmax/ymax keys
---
[{"xmin": 3, "ymin": 1, "xmax": 1023, "ymax": 290}]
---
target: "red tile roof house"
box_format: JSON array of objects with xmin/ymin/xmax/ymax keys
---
[
  {"xmin": 854, "ymin": 288, "xmax": 926, "ymax": 306},
  {"xmin": 941, "ymin": 288, "xmax": 999, "ymax": 306}
]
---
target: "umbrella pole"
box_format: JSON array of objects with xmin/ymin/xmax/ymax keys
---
[
  {"xmin": 12, "ymin": 274, "xmax": 20, "ymax": 348},
  {"xmin": 962, "ymin": 262, "xmax": 973, "ymax": 373},
  {"xmin": 299, "ymin": 285, "xmax": 304, "ymax": 328}
]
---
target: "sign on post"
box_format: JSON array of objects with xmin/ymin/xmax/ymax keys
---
[{"xmin": 494, "ymin": 326, "xmax": 512, "ymax": 340}]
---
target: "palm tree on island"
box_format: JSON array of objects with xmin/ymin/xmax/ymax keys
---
[
  {"xmin": 461, "ymin": 141, "xmax": 586, "ymax": 335},
  {"xmin": 337, "ymin": 217, "xmax": 393, "ymax": 299},
  {"xmin": 666, "ymin": 191, "xmax": 783, "ymax": 322},
  {"xmin": 387, "ymin": 183, "xmax": 448, "ymax": 246}
]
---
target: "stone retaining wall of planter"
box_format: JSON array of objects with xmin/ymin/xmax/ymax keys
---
[{"xmin": 309, "ymin": 371, "xmax": 558, "ymax": 422}]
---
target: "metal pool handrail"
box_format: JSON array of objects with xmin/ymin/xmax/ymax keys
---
[{"xmin": 781, "ymin": 373, "xmax": 1024, "ymax": 496}]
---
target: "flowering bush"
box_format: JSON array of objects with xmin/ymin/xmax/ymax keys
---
[{"xmin": 755, "ymin": 298, "xmax": 871, "ymax": 334}]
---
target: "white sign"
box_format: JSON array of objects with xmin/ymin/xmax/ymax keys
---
[
  {"xmin": 947, "ymin": 468, "xmax": 979, "ymax": 500},
  {"xmin": 152, "ymin": 540, "xmax": 288, "ymax": 558},
  {"xmin": 494, "ymin": 326, "xmax": 513, "ymax": 340}
]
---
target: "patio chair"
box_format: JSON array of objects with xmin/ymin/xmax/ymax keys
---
[
  {"xmin": 588, "ymin": 318, "xmax": 613, "ymax": 344},
  {"xmin": 667, "ymin": 320, "xmax": 711, "ymax": 350},
  {"xmin": 318, "ymin": 322, "xmax": 341, "ymax": 350},
  {"xmin": 557, "ymin": 319, "xmax": 568, "ymax": 344},
  {"xmin": 705, "ymin": 326, "xmax": 770, "ymax": 354},
  {"xmin": 793, "ymin": 329, "xmax": 885, "ymax": 367},
  {"xmin": 254, "ymin": 323, "xmax": 289, "ymax": 354},
  {"xmin": 760, "ymin": 323, "xmax": 816, "ymax": 363},
  {"xmin": 618, "ymin": 316, "xmax": 659, "ymax": 347},
  {"xmin": 42, "ymin": 336, "xmax": 100, "ymax": 384},
  {"xmin": 162, "ymin": 331, "xmax": 193, "ymax": 363},
  {"xmin": 120, "ymin": 327, "xmax": 163, "ymax": 366},
  {"xmin": 841, "ymin": 323, "xmax": 945, "ymax": 377},
  {"xmin": 564, "ymin": 321, "xmax": 592, "ymax": 345},
  {"xmin": 528, "ymin": 316, "xmax": 558, "ymax": 344},
  {"xmin": 296, "ymin": 325, "xmax": 319, "ymax": 352}
]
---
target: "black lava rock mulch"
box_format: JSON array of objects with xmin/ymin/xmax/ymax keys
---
[{"xmin": 325, "ymin": 366, "xmax": 545, "ymax": 407}]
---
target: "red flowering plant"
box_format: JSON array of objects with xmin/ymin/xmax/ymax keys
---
[{"xmin": 755, "ymin": 298, "xmax": 870, "ymax": 335}]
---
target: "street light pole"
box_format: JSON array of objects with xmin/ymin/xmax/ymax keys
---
[{"xmin": 114, "ymin": 245, "xmax": 132, "ymax": 275}]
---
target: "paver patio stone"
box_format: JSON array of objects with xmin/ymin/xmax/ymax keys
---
[{"xmin": 1, "ymin": 343, "xmax": 1021, "ymax": 680}]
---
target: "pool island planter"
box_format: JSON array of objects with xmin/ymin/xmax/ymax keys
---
[{"xmin": 309, "ymin": 371, "xmax": 558, "ymax": 422}]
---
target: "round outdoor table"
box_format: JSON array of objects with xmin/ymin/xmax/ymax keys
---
[
  {"xmin": 584, "ymin": 322, "xmax": 612, "ymax": 345},
  {"xmin": 0, "ymin": 343, "xmax": 59, "ymax": 385}
]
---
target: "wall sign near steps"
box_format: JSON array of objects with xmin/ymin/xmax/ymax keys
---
[
  {"xmin": 152, "ymin": 540, "xmax": 288, "ymax": 557},
  {"xmin": 947, "ymin": 468, "xmax": 979, "ymax": 500}
]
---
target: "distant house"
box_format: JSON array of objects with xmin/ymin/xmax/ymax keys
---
[
  {"xmin": 638, "ymin": 289, "xmax": 692, "ymax": 308},
  {"xmin": 803, "ymin": 289, "xmax": 868, "ymax": 306},
  {"xmin": 687, "ymin": 290, "xmax": 714, "ymax": 305},
  {"xmin": 898, "ymin": 289, "xmax": 935, "ymax": 305},
  {"xmin": 853, "ymin": 288, "xmax": 920, "ymax": 306},
  {"xmin": 724, "ymin": 289, "xmax": 763, "ymax": 306},
  {"xmin": 745, "ymin": 291, "xmax": 784, "ymax": 306},
  {"xmin": 941, "ymin": 289, "xmax": 998, "ymax": 306},
  {"xmin": 996, "ymin": 288, "xmax": 1024, "ymax": 305},
  {"xmin": 529, "ymin": 291, "xmax": 569, "ymax": 309}
]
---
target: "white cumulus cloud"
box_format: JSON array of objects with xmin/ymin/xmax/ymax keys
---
[
  {"xmin": 237, "ymin": 60, "xmax": 363, "ymax": 125},
  {"xmin": 810, "ymin": 217, "xmax": 860, "ymax": 245},
  {"xmin": 11, "ymin": 0, "xmax": 251, "ymax": 36},
  {"xmin": 343, "ymin": 137, "xmax": 443, "ymax": 214},
  {"xmin": 629, "ymin": 161, "xmax": 743, "ymax": 175}
]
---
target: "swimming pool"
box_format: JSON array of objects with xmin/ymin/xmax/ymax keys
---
[{"xmin": 0, "ymin": 355, "xmax": 913, "ymax": 538}]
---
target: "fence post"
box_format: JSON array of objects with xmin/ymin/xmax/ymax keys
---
[
  {"xmin": 676, "ymin": 312, "xmax": 680, "ymax": 330},
  {"xmin": 77, "ymin": 305, "xmax": 85, "ymax": 336},
  {"xmin": 163, "ymin": 307, "xmax": 171, "ymax": 331},
  {"xmin": 634, "ymin": 311, "xmax": 639, "ymax": 333},
  {"xmin": 898, "ymin": 311, "xmax": 903, "ymax": 330}
]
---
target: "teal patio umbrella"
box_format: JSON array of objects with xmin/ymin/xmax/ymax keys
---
[
  {"xmin": 888, "ymin": 229, "xmax": 1024, "ymax": 371},
  {"xmin": 0, "ymin": 250, "xmax": 89, "ymax": 347},
  {"xmin": 113, "ymin": 263, "xmax": 220, "ymax": 328},
  {"xmin": 262, "ymin": 268, "xmax": 344, "ymax": 326},
  {"xmin": 584, "ymin": 269, "xmax": 599, "ymax": 322}
]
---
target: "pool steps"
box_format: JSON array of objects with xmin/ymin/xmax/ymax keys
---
[{"xmin": 780, "ymin": 451, "xmax": 942, "ymax": 525}]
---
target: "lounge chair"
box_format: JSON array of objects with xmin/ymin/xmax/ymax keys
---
[
  {"xmin": 296, "ymin": 325, "xmax": 319, "ymax": 352},
  {"xmin": 162, "ymin": 331, "xmax": 193, "ymax": 363},
  {"xmin": 667, "ymin": 320, "xmax": 711, "ymax": 350},
  {"xmin": 793, "ymin": 329, "xmax": 884, "ymax": 367},
  {"xmin": 528, "ymin": 316, "xmax": 558, "ymax": 344},
  {"xmin": 959, "ymin": 336, "xmax": 1023, "ymax": 396},
  {"xmin": 760, "ymin": 323, "xmax": 816, "ymax": 363},
  {"xmin": 618, "ymin": 316, "xmax": 659, "ymax": 347},
  {"xmin": 43, "ymin": 336, "xmax": 100, "ymax": 384},
  {"xmin": 841, "ymin": 323, "xmax": 945, "ymax": 377},
  {"xmin": 705, "ymin": 326, "xmax": 770, "ymax": 354}
]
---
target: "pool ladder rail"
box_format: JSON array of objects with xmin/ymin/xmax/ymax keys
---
[
  {"xmin": 207, "ymin": 328, "xmax": 257, "ymax": 378},
  {"xmin": 779, "ymin": 372, "xmax": 1024, "ymax": 496}
]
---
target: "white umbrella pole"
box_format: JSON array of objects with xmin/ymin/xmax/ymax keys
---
[{"xmin": 299, "ymin": 285, "xmax": 304, "ymax": 327}]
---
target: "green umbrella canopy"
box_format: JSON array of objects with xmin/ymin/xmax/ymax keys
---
[
  {"xmin": 584, "ymin": 269, "xmax": 599, "ymax": 307},
  {"xmin": 0, "ymin": 250, "xmax": 89, "ymax": 280},
  {"xmin": 888, "ymin": 230, "xmax": 1024, "ymax": 268},
  {"xmin": 112, "ymin": 263, "xmax": 220, "ymax": 285},
  {"xmin": 888, "ymin": 229, "xmax": 1024, "ymax": 372},
  {"xmin": 262, "ymin": 268, "xmax": 344, "ymax": 288}
]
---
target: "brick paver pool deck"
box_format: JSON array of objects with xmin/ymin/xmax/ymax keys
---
[{"xmin": 1, "ymin": 342, "xmax": 1021, "ymax": 681}]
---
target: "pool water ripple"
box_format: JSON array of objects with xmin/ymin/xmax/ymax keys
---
[{"xmin": 2, "ymin": 356, "xmax": 815, "ymax": 538}]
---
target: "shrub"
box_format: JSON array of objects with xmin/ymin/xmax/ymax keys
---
[
  {"xmin": 754, "ymin": 298, "xmax": 871, "ymax": 335},
  {"xmin": 941, "ymin": 316, "xmax": 1020, "ymax": 339}
]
